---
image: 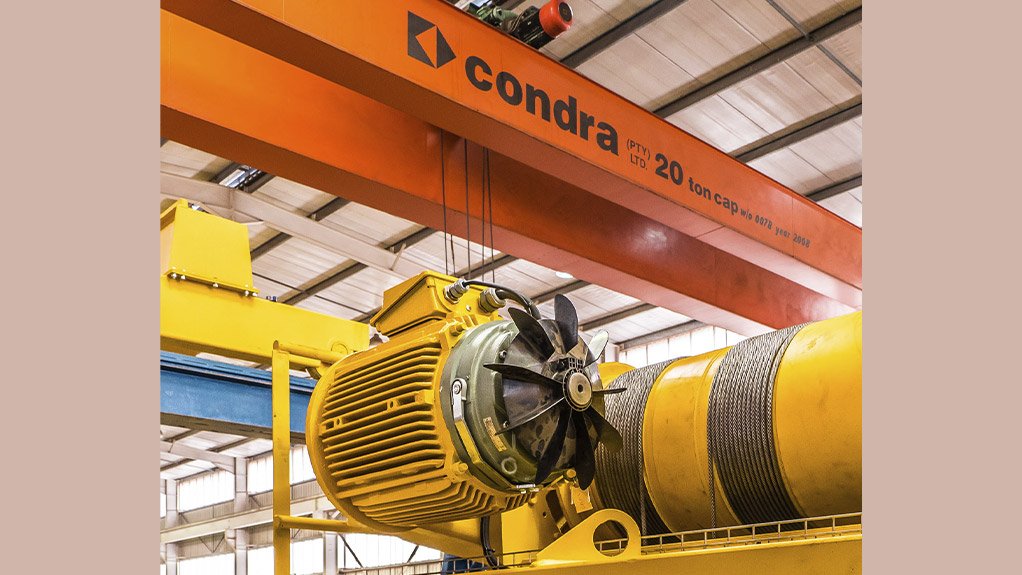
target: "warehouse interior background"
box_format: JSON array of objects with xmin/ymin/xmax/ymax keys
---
[{"xmin": 160, "ymin": 0, "xmax": 862, "ymax": 573}]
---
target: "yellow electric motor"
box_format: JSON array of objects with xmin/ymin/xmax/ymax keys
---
[{"xmin": 306, "ymin": 272, "xmax": 622, "ymax": 532}]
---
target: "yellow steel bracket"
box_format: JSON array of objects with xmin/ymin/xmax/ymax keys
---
[
  {"xmin": 532, "ymin": 509, "xmax": 641, "ymax": 567},
  {"xmin": 159, "ymin": 200, "xmax": 368, "ymax": 368},
  {"xmin": 271, "ymin": 341, "xmax": 359, "ymax": 575}
]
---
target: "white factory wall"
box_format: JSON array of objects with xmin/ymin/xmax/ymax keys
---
[
  {"xmin": 172, "ymin": 538, "xmax": 444, "ymax": 575},
  {"xmin": 179, "ymin": 468, "xmax": 235, "ymax": 511},
  {"xmin": 246, "ymin": 445, "xmax": 316, "ymax": 493},
  {"xmin": 179, "ymin": 553, "xmax": 234, "ymax": 575},
  {"xmin": 618, "ymin": 325, "xmax": 746, "ymax": 368}
]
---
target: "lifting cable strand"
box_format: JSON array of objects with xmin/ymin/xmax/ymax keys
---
[
  {"xmin": 440, "ymin": 130, "xmax": 450, "ymax": 276},
  {"xmin": 593, "ymin": 359, "xmax": 674, "ymax": 536},
  {"xmin": 707, "ymin": 324, "xmax": 807, "ymax": 526},
  {"xmin": 480, "ymin": 147, "xmax": 487, "ymax": 280},
  {"xmin": 464, "ymin": 139, "xmax": 472, "ymax": 279},
  {"xmin": 486, "ymin": 149, "xmax": 496, "ymax": 283}
]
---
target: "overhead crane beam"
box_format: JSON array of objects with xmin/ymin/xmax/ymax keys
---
[{"xmin": 160, "ymin": 4, "xmax": 859, "ymax": 334}]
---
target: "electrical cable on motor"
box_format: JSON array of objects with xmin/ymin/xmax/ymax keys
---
[
  {"xmin": 479, "ymin": 516, "xmax": 499, "ymax": 567},
  {"xmin": 463, "ymin": 279, "xmax": 541, "ymax": 318},
  {"xmin": 485, "ymin": 149, "xmax": 496, "ymax": 283}
]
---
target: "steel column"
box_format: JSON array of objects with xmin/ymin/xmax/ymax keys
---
[
  {"xmin": 166, "ymin": 479, "xmax": 180, "ymax": 528},
  {"xmin": 235, "ymin": 529, "xmax": 249, "ymax": 575},
  {"xmin": 166, "ymin": 542, "xmax": 179, "ymax": 575},
  {"xmin": 317, "ymin": 511, "xmax": 339, "ymax": 575},
  {"xmin": 271, "ymin": 346, "xmax": 291, "ymax": 575},
  {"xmin": 235, "ymin": 457, "xmax": 248, "ymax": 513}
]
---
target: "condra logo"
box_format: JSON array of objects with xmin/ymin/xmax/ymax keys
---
[{"xmin": 407, "ymin": 12, "xmax": 619, "ymax": 156}]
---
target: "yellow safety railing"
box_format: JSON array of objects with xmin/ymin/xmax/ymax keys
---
[{"xmin": 594, "ymin": 512, "xmax": 863, "ymax": 556}]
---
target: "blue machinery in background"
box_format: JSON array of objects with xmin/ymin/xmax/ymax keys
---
[{"xmin": 160, "ymin": 351, "xmax": 316, "ymax": 439}]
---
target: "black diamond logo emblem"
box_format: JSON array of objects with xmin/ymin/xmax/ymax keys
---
[{"xmin": 408, "ymin": 12, "xmax": 456, "ymax": 69}]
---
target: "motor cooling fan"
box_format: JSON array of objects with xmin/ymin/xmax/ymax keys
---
[{"xmin": 485, "ymin": 295, "xmax": 624, "ymax": 488}]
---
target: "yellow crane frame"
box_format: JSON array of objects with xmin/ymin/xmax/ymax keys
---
[{"xmin": 160, "ymin": 200, "xmax": 861, "ymax": 574}]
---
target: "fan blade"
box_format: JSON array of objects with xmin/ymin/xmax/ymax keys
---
[
  {"xmin": 572, "ymin": 412, "xmax": 596, "ymax": 489},
  {"xmin": 500, "ymin": 396, "xmax": 566, "ymax": 434},
  {"xmin": 501, "ymin": 377, "xmax": 553, "ymax": 418},
  {"xmin": 553, "ymin": 294, "xmax": 579, "ymax": 352},
  {"xmin": 485, "ymin": 363, "xmax": 561, "ymax": 388},
  {"xmin": 585, "ymin": 408, "xmax": 624, "ymax": 453},
  {"xmin": 509, "ymin": 307, "xmax": 555, "ymax": 360},
  {"xmin": 584, "ymin": 331, "xmax": 610, "ymax": 366},
  {"xmin": 592, "ymin": 387, "xmax": 626, "ymax": 396},
  {"xmin": 534, "ymin": 405, "xmax": 571, "ymax": 484}
]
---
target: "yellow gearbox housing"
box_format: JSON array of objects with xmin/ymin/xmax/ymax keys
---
[{"xmin": 306, "ymin": 272, "xmax": 531, "ymax": 531}]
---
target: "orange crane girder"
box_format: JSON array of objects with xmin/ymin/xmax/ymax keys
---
[{"xmin": 160, "ymin": 7, "xmax": 858, "ymax": 334}]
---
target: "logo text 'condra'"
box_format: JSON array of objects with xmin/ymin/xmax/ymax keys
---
[{"xmin": 465, "ymin": 55, "xmax": 619, "ymax": 156}]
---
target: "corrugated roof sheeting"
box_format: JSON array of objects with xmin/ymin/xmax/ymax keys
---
[
  {"xmin": 294, "ymin": 295, "xmax": 364, "ymax": 320},
  {"xmin": 251, "ymin": 178, "xmax": 332, "ymax": 213},
  {"xmin": 245, "ymin": 178, "xmax": 336, "ymax": 248},
  {"xmin": 315, "ymin": 266, "xmax": 406, "ymax": 313},
  {"xmin": 526, "ymin": 0, "xmax": 659, "ymax": 60},
  {"xmin": 499, "ymin": 259, "xmax": 570, "ymax": 292},
  {"xmin": 577, "ymin": 33, "xmax": 696, "ymax": 109},
  {"xmin": 160, "ymin": 141, "xmax": 231, "ymax": 180},
  {"xmin": 596, "ymin": 306, "xmax": 695, "ymax": 342},
  {"xmin": 249, "ymin": 274, "xmax": 296, "ymax": 301},
  {"xmin": 745, "ymin": 115, "xmax": 860, "ymax": 195},
  {"xmin": 786, "ymin": 118, "xmax": 861, "ymax": 181},
  {"xmin": 747, "ymin": 148, "xmax": 831, "ymax": 194},
  {"xmin": 251, "ymin": 237, "xmax": 346, "ymax": 288},
  {"xmin": 668, "ymin": 94, "xmax": 772, "ymax": 152},
  {"xmin": 162, "ymin": 425, "xmax": 190, "ymax": 438},
  {"xmin": 769, "ymin": 0, "xmax": 859, "ymax": 30},
  {"xmin": 537, "ymin": 283, "xmax": 641, "ymax": 321},
  {"xmin": 817, "ymin": 187, "xmax": 861, "ymax": 226},
  {"xmin": 715, "ymin": 53, "xmax": 857, "ymax": 135},
  {"xmin": 320, "ymin": 202, "xmax": 420, "ymax": 246},
  {"xmin": 823, "ymin": 23, "xmax": 861, "ymax": 78}
]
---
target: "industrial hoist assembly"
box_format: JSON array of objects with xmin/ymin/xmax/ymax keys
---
[
  {"xmin": 302, "ymin": 268, "xmax": 861, "ymax": 566},
  {"xmin": 159, "ymin": 200, "xmax": 861, "ymax": 573},
  {"xmin": 159, "ymin": 0, "xmax": 863, "ymax": 570}
]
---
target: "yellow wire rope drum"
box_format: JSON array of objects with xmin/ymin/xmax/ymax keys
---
[{"xmin": 633, "ymin": 311, "xmax": 862, "ymax": 532}]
